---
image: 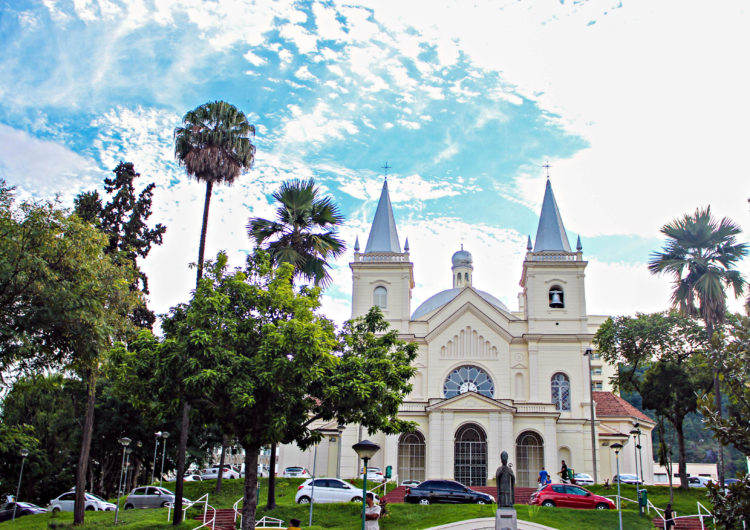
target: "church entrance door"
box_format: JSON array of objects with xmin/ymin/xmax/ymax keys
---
[
  {"xmin": 398, "ymin": 432, "xmax": 426, "ymax": 483},
  {"xmin": 516, "ymin": 431, "xmax": 544, "ymax": 488},
  {"xmin": 454, "ymin": 424, "xmax": 487, "ymax": 486}
]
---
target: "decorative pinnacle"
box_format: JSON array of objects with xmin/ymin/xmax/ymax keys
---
[
  {"xmin": 354, "ymin": 235, "xmax": 360, "ymax": 252},
  {"xmin": 576, "ymin": 235, "xmax": 582, "ymax": 251},
  {"xmin": 527, "ymin": 235, "xmax": 532, "ymax": 251},
  {"xmin": 404, "ymin": 237, "xmax": 410, "ymax": 251}
]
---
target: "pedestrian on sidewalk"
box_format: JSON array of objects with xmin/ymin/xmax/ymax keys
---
[
  {"xmin": 664, "ymin": 503, "xmax": 675, "ymax": 529},
  {"xmin": 365, "ymin": 492, "xmax": 381, "ymax": 530}
]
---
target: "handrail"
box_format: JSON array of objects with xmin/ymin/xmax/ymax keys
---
[
  {"xmin": 194, "ymin": 503, "xmax": 216, "ymax": 530},
  {"xmin": 167, "ymin": 492, "xmax": 208, "ymax": 526},
  {"xmin": 256, "ymin": 515, "xmax": 285, "ymax": 528},
  {"xmin": 233, "ymin": 496, "xmax": 243, "ymax": 524},
  {"xmin": 696, "ymin": 501, "xmax": 714, "ymax": 530}
]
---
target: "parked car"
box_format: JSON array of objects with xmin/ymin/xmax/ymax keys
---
[
  {"xmin": 573, "ymin": 473, "xmax": 595, "ymax": 486},
  {"xmin": 688, "ymin": 476, "xmax": 711, "ymax": 488},
  {"xmin": 295, "ymin": 478, "xmax": 378, "ymax": 504},
  {"xmin": 124, "ymin": 486, "xmax": 191, "ymax": 509},
  {"xmin": 183, "ymin": 474, "xmax": 203, "ymax": 482},
  {"xmin": 282, "ymin": 466, "xmax": 312, "ymax": 478},
  {"xmin": 529, "ymin": 484, "xmax": 615, "ymax": 510},
  {"xmin": 0, "ymin": 502, "xmax": 47, "ymax": 522},
  {"xmin": 200, "ymin": 466, "xmax": 239, "ymax": 480},
  {"xmin": 613, "ymin": 474, "xmax": 643, "ymax": 485},
  {"xmin": 404, "ymin": 480, "xmax": 494, "ymax": 505},
  {"xmin": 48, "ymin": 491, "xmax": 116, "ymax": 512},
  {"xmin": 359, "ymin": 471, "xmax": 385, "ymax": 483},
  {"xmin": 401, "ymin": 480, "xmax": 421, "ymax": 487}
]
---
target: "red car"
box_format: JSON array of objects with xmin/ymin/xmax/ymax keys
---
[{"xmin": 529, "ymin": 484, "xmax": 615, "ymax": 510}]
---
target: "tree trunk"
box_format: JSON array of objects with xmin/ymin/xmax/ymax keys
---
[
  {"xmin": 196, "ymin": 180, "xmax": 213, "ymax": 285},
  {"xmin": 216, "ymin": 436, "xmax": 228, "ymax": 494},
  {"xmin": 74, "ymin": 369, "xmax": 98, "ymax": 525},
  {"xmin": 173, "ymin": 401, "xmax": 190, "ymax": 525},
  {"xmin": 707, "ymin": 322, "xmax": 725, "ymax": 486},
  {"xmin": 266, "ymin": 443, "xmax": 277, "ymax": 510},
  {"xmin": 675, "ymin": 419, "xmax": 689, "ymax": 490},
  {"xmin": 241, "ymin": 444, "xmax": 260, "ymax": 530}
]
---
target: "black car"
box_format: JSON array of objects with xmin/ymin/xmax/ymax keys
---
[
  {"xmin": 0, "ymin": 501, "xmax": 47, "ymax": 522},
  {"xmin": 404, "ymin": 479, "xmax": 495, "ymax": 505}
]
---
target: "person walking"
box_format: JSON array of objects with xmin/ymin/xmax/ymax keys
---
[
  {"xmin": 287, "ymin": 518, "xmax": 302, "ymax": 530},
  {"xmin": 538, "ymin": 467, "xmax": 550, "ymax": 488},
  {"xmin": 365, "ymin": 492, "xmax": 381, "ymax": 530},
  {"xmin": 664, "ymin": 503, "xmax": 675, "ymax": 529},
  {"xmin": 559, "ymin": 460, "xmax": 569, "ymax": 484}
]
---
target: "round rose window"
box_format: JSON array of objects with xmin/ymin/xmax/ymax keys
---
[{"xmin": 443, "ymin": 365, "xmax": 494, "ymax": 398}]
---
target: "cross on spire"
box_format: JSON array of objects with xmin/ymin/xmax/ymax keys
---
[
  {"xmin": 542, "ymin": 161, "xmax": 552, "ymax": 179},
  {"xmin": 381, "ymin": 161, "xmax": 391, "ymax": 178}
]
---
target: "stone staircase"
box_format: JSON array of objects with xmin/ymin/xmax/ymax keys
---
[
  {"xmin": 651, "ymin": 516, "xmax": 708, "ymax": 529},
  {"xmin": 382, "ymin": 485, "xmax": 536, "ymax": 505},
  {"xmin": 193, "ymin": 508, "xmax": 237, "ymax": 530}
]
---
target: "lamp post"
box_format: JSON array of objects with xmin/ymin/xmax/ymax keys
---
[
  {"xmin": 151, "ymin": 431, "xmax": 162, "ymax": 485},
  {"xmin": 159, "ymin": 431, "xmax": 170, "ymax": 488},
  {"xmin": 114, "ymin": 436, "xmax": 132, "ymax": 524},
  {"xmin": 12, "ymin": 449, "xmax": 29, "ymax": 522},
  {"xmin": 124, "ymin": 448, "xmax": 133, "ymax": 493},
  {"xmin": 336, "ymin": 422, "xmax": 345, "ymax": 479},
  {"xmin": 584, "ymin": 348, "xmax": 598, "ymax": 484},
  {"xmin": 629, "ymin": 428, "xmax": 641, "ymax": 515},
  {"xmin": 611, "ymin": 442, "xmax": 624, "ymax": 530},
  {"xmin": 353, "ymin": 440, "xmax": 380, "ymax": 530}
]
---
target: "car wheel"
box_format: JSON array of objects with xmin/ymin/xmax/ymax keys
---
[
  {"xmin": 418, "ymin": 498, "xmax": 430, "ymax": 505},
  {"xmin": 596, "ymin": 503, "xmax": 609, "ymax": 510},
  {"xmin": 298, "ymin": 496, "xmax": 311, "ymax": 504},
  {"xmin": 161, "ymin": 501, "xmax": 170, "ymax": 508},
  {"xmin": 124, "ymin": 504, "xmax": 134, "ymax": 510},
  {"xmin": 351, "ymin": 497, "xmax": 362, "ymax": 503},
  {"xmin": 85, "ymin": 506, "xmax": 95, "ymax": 511},
  {"xmin": 52, "ymin": 507, "xmax": 60, "ymax": 513},
  {"xmin": 477, "ymin": 499, "xmax": 486, "ymax": 505},
  {"xmin": 541, "ymin": 500, "xmax": 555, "ymax": 508}
]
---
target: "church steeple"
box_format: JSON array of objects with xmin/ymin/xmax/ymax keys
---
[
  {"xmin": 533, "ymin": 179, "xmax": 572, "ymax": 252},
  {"xmin": 364, "ymin": 180, "xmax": 401, "ymax": 253}
]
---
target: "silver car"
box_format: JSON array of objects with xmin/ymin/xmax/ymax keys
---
[{"xmin": 123, "ymin": 487, "xmax": 189, "ymax": 509}]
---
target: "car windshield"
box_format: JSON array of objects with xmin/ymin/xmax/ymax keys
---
[
  {"xmin": 86, "ymin": 494, "xmax": 106, "ymax": 502},
  {"xmin": 287, "ymin": 467, "xmax": 303, "ymax": 471}
]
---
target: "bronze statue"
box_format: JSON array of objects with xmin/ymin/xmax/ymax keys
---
[{"xmin": 495, "ymin": 450, "xmax": 515, "ymax": 508}]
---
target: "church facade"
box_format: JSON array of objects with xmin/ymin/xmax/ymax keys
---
[{"xmin": 278, "ymin": 179, "xmax": 654, "ymax": 487}]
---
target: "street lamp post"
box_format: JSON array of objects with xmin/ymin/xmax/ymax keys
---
[
  {"xmin": 159, "ymin": 431, "xmax": 170, "ymax": 488},
  {"xmin": 629, "ymin": 428, "xmax": 641, "ymax": 515},
  {"xmin": 584, "ymin": 348, "xmax": 598, "ymax": 484},
  {"xmin": 353, "ymin": 440, "xmax": 380, "ymax": 530},
  {"xmin": 114, "ymin": 437, "xmax": 132, "ymax": 524},
  {"xmin": 12, "ymin": 449, "xmax": 29, "ymax": 522},
  {"xmin": 124, "ymin": 448, "xmax": 133, "ymax": 494},
  {"xmin": 611, "ymin": 442, "xmax": 624, "ymax": 530},
  {"xmin": 336, "ymin": 422, "xmax": 345, "ymax": 479},
  {"xmin": 151, "ymin": 431, "xmax": 162, "ymax": 485}
]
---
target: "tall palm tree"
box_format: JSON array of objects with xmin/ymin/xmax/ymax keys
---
[
  {"xmin": 247, "ymin": 178, "xmax": 345, "ymax": 509},
  {"xmin": 173, "ymin": 100, "xmax": 255, "ymax": 523},
  {"xmin": 248, "ymin": 178, "xmax": 346, "ymax": 287},
  {"xmin": 175, "ymin": 100, "xmax": 256, "ymax": 284},
  {"xmin": 649, "ymin": 206, "xmax": 748, "ymax": 486}
]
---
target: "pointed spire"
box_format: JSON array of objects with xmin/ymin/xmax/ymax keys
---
[
  {"xmin": 526, "ymin": 236, "xmax": 532, "ymax": 251},
  {"xmin": 354, "ymin": 235, "xmax": 360, "ymax": 252},
  {"xmin": 404, "ymin": 237, "xmax": 409, "ymax": 252},
  {"xmin": 576, "ymin": 235, "xmax": 582, "ymax": 251},
  {"xmin": 364, "ymin": 180, "xmax": 401, "ymax": 253},
  {"xmin": 533, "ymin": 179, "xmax": 572, "ymax": 252}
]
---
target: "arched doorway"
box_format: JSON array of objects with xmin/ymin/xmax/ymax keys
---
[
  {"xmin": 454, "ymin": 424, "xmax": 487, "ymax": 486},
  {"xmin": 398, "ymin": 432, "xmax": 426, "ymax": 483},
  {"xmin": 516, "ymin": 431, "xmax": 544, "ymax": 488}
]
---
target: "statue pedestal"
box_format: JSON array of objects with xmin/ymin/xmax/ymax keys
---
[{"xmin": 495, "ymin": 507, "xmax": 517, "ymax": 530}]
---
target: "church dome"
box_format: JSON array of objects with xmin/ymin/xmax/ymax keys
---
[
  {"xmin": 452, "ymin": 248, "xmax": 473, "ymax": 267},
  {"xmin": 411, "ymin": 288, "xmax": 509, "ymax": 320}
]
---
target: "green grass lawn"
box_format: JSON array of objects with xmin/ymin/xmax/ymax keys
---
[{"xmin": 0, "ymin": 508, "xmax": 199, "ymax": 529}]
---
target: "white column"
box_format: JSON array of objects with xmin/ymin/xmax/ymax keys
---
[
  {"xmin": 442, "ymin": 412, "xmax": 454, "ymax": 479},
  {"xmin": 488, "ymin": 413, "xmax": 501, "ymax": 480},
  {"xmin": 544, "ymin": 417, "xmax": 558, "ymax": 474},
  {"xmin": 383, "ymin": 434, "xmax": 399, "ymax": 481},
  {"xmin": 501, "ymin": 413, "xmax": 515, "ymax": 468},
  {"xmin": 428, "ymin": 412, "xmax": 442, "ymax": 480}
]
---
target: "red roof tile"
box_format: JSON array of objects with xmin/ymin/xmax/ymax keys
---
[{"xmin": 593, "ymin": 391, "xmax": 652, "ymax": 423}]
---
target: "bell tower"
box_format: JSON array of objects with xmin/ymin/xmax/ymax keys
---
[
  {"xmin": 519, "ymin": 178, "xmax": 588, "ymax": 335},
  {"xmin": 350, "ymin": 180, "xmax": 414, "ymax": 333}
]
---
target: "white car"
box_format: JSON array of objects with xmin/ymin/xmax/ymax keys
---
[
  {"xmin": 282, "ymin": 466, "xmax": 312, "ymax": 478},
  {"xmin": 358, "ymin": 471, "xmax": 385, "ymax": 483},
  {"xmin": 183, "ymin": 474, "xmax": 203, "ymax": 482},
  {"xmin": 401, "ymin": 480, "xmax": 421, "ymax": 487},
  {"xmin": 48, "ymin": 492, "xmax": 116, "ymax": 512},
  {"xmin": 688, "ymin": 476, "xmax": 711, "ymax": 488},
  {"xmin": 200, "ymin": 467, "xmax": 239, "ymax": 480},
  {"xmin": 295, "ymin": 478, "xmax": 379, "ymax": 504},
  {"xmin": 573, "ymin": 473, "xmax": 595, "ymax": 486}
]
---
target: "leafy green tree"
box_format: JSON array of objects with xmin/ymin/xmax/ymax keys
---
[
  {"xmin": 74, "ymin": 161, "xmax": 166, "ymax": 328},
  {"xmin": 594, "ymin": 311, "xmax": 712, "ymax": 489},
  {"xmin": 649, "ymin": 206, "xmax": 748, "ymax": 485},
  {"xmin": 248, "ymin": 178, "xmax": 346, "ymax": 287},
  {"xmin": 174, "ymin": 101, "xmax": 256, "ymax": 513}
]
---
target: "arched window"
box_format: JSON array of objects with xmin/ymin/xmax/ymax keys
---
[
  {"xmin": 454, "ymin": 424, "xmax": 487, "ymax": 486},
  {"xmin": 464, "ymin": 272, "xmax": 469, "ymax": 281},
  {"xmin": 443, "ymin": 365, "xmax": 494, "ymax": 398},
  {"xmin": 516, "ymin": 431, "xmax": 544, "ymax": 488},
  {"xmin": 549, "ymin": 286, "xmax": 564, "ymax": 308},
  {"xmin": 373, "ymin": 286, "xmax": 387, "ymax": 308},
  {"xmin": 398, "ymin": 432, "xmax": 425, "ymax": 482},
  {"xmin": 551, "ymin": 373, "xmax": 571, "ymax": 411}
]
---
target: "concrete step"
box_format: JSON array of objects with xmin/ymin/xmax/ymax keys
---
[
  {"xmin": 651, "ymin": 516, "xmax": 708, "ymax": 529},
  {"xmin": 193, "ymin": 508, "xmax": 237, "ymax": 530}
]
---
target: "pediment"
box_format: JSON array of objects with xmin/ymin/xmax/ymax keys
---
[
  {"xmin": 425, "ymin": 301, "xmax": 514, "ymax": 344},
  {"xmin": 427, "ymin": 391, "xmax": 516, "ymax": 413}
]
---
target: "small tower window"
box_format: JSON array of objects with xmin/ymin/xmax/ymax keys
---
[
  {"xmin": 549, "ymin": 286, "xmax": 564, "ymax": 308},
  {"xmin": 374, "ymin": 286, "xmax": 387, "ymax": 308},
  {"xmin": 464, "ymin": 272, "xmax": 469, "ymax": 281},
  {"xmin": 551, "ymin": 373, "xmax": 571, "ymax": 411}
]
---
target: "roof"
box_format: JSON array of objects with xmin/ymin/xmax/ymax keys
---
[
  {"xmin": 411, "ymin": 287, "xmax": 510, "ymax": 320},
  {"xmin": 533, "ymin": 179, "xmax": 572, "ymax": 252},
  {"xmin": 593, "ymin": 392, "xmax": 652, "ymax": 423},
  {"xmin": 364, "ymin": 180, "xmax": 401, "ymax": 253}
]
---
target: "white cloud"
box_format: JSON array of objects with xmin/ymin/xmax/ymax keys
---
[{"xmin": 243, "ymin": 50, "xmax": 267, "ymax": 66}]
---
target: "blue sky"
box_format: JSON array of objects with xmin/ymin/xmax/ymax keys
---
[{"xmin": 1, "ymin": 0, "xmax": 749, "ymax": 323}]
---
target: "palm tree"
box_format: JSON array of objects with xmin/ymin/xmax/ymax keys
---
[
  {"xmin": 173, "ymin": 100, "xmax": 255, "ymax": 523},
  {"xmin": 648, "ymin": 206, "xmax": 748, "ymax": 486},
  {"xmin": 247, "ymin": 178, "xmax": 345, "ymax": 509},
  {"xmin": 175, "ymin": 100, "xmax": 256, "ymax": 284},
  {"xmin": 248, "ymin": 178, "xmax": 346, "ymax": 287}
]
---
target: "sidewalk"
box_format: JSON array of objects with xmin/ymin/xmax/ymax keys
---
[{"xmin": 425, "ymin": 517, "xmax": 555, "ymax": 530}]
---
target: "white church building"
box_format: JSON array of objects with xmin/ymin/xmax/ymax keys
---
[{"xmin": 278, "ymin": 178, "xmax": 654, "ymax": 487}]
